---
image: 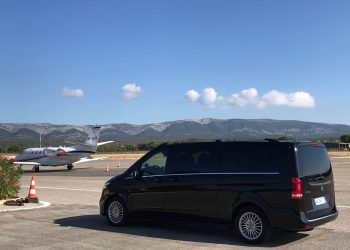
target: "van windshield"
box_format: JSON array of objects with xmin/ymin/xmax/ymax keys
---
[{"xmin": 297, "ymin": 145, "xmax": 331, "ymax": 177}]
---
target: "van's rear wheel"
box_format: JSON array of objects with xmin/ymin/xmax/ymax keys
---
[
  {"xmin": 106, "ymin": 197, "xmax": 128, "ymax": 226},
  {"xmin": 234, "ymin": 206, "xmax": 271, "ymax": 244}
]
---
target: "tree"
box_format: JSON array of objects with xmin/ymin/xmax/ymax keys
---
[
  {"xmin": 276, "ymin": 136, "xmax": 293, "ymax": 141},
  {"xmin": 340, "ymin": 134, "xmax": 350, "ymax": 143},
  {"xmin": 7, "ymin": 145, "xmax": 21, "ymax": 153}
]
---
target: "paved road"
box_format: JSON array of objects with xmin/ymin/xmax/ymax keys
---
[
  {"xmin": 19, "ymin": 160, "xmax": 134, "ymax": 206},
  {"xmin": 1, "ymin": 158, "xmax": 349, "ymax": 249}
]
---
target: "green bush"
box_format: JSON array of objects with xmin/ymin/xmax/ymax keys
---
[
  {"xmin": 7, "ymin": 145, "xmax": 21, "ymax": 153},
  {"xmin": 0, "ymin": 155, "xmax": 22, "ymax": 200}
]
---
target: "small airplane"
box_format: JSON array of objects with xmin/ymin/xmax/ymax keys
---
[{"xmin": 13, "ymin": 126, "xmax": 113, "ymax": 172}]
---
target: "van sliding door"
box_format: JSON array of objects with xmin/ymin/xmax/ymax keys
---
[{"xmin": 164, "ymin": 143, "xmax": 218, "ymax": 219}]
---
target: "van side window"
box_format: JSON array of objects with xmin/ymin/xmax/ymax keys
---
[
  {"xmin": 220, "ymin": 144, "xmax": 292, "ymax": 173},
  {"xmin": 166, "ymin": 144, "xmax": 217, "ymax": 174},
  {"xmin": 140, "ymin": 151, "xmax": 167, "ymax": 176}
]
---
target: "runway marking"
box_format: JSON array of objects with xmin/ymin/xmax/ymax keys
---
[{"xmin": 21, "ymin": 186, "xmax": 101, "ymax": 193}]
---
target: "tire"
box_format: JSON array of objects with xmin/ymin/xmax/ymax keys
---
[
  {"xmin": 67, "ymin": 165, "xmax": 74, "ymax": 170},
  {"xmin": 105, "ymin": 197, "xmax": 129, "ymax": 226},
  {"xmin": 34, "ymin": 166, "xmax": 40, "ymax": 172},
  {"xmin": 234, "ymin": 206, "xmax": 272, "ymax": 244}
]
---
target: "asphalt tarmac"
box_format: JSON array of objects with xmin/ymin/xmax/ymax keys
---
[{"xmin": 0, "ymin": 158, "xmax": 349, "ymax": 249}]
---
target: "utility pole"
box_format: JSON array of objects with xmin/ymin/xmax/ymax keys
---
[{"xmin": 39, "ymin": 129, "xmax": 42, "ymax": 148}]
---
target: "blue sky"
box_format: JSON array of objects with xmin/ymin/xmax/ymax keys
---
[{"xmin": 0, "ymin": 0, "xmax": 349, "ymax": 125}]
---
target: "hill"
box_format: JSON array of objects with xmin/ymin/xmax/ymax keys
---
[{"xmin": 0, "ymin": 118, "xmax": 349, "ymax": 148}]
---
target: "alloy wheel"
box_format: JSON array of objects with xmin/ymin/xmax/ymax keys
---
[
  {"xmin": 108, "ymin": 200, "xmax": 124, "ymax": 224},
  {"xmin": 238, "ymin": 211, "xmax": 263, "ymax": 240}
]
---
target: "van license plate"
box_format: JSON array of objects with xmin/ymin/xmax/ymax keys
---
[{"xmin": 314, "ymin": 196, "xmax": 326, "ymax": 206}]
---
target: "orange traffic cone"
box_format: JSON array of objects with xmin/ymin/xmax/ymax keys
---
[
  {"xmin": 25, "ymin": 176, "xmax": 39, "ymax": 203},
  {"xmin": 105, "ymin": 165, "xmax": 109, "ymax": 172}
]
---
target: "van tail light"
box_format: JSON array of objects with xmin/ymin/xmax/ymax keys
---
[{"xmin": 291, "ymin": 177, "xmax": 303, "ymax": 199}]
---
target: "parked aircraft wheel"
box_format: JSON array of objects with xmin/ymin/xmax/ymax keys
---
[
  {"xmin": 106, "ymin": 197, "xmax": 129, "ymax": 226},
  {"xmin": 67, "ymin": 164, "xmax": 74, "ymax": 170},
  {"xmin": 33, "ymin": 165, "xmax": 40, "ymax": 172}
]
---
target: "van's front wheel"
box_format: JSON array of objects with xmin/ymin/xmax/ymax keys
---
[
  {"xmin": 106, "ymin": 197, "xmax": 128, "ymax": 226},
  {"xmin": 234, "ymin": 206, "xmax": 271, "ymax": 244}
]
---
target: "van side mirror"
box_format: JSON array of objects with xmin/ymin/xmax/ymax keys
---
[{"xmin": 135, "ymin": 169, "xmax": 144, "ymax": 178}]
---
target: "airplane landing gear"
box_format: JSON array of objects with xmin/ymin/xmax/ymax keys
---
[
  {"xmin": 32, "ymin": 165, "xmax": 40, "ymax": 172},
  {"xmin": 67, "ymin": 164, "xmax": 74, "ymax": 170}
]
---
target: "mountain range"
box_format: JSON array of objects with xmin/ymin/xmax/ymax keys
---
[{"xmin": 0, "ymin": 118, "xmax": 349, "ymax": 148}]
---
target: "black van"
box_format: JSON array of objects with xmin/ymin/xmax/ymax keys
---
[{"xmin": 100, "ymin": 141, "xmax": 337, "ymax": 244}]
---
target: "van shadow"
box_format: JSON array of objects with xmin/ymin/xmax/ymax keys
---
[{"xmin": 55, "ymin": 214, "xmax": 308, "ymax": 247}]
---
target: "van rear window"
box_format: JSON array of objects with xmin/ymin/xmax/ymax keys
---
[{"xmin": 297, "ymin": 145, "xmax": 331, "ymax": 177}]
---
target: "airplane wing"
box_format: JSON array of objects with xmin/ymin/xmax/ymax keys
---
[
  {"xmin": 73, "ymin": 157, "xmax": 108, "ymax": 164},
  {"xmin": 13, "ymin": 161, "xmax": 40, "ymax": 165},
  {"xmin": 64, "ymin": 140, "xmax": 114, "ymax": 147},
  {"xmin": 97, "ymin": 141, "xmax": 114, "ymax": 146}
]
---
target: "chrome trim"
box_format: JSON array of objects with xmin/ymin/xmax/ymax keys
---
[
  {"xmin": 309, "ymin": 180, "xmax": 331, "ymax": 186},
  {"xmin": 307, "ymin": 212, "xmax": 338, "ymax": 223},
  {"xmin": 217, "ymin": 172, "xmax": 280, "ymax": 175},
  {"xmin": 139, "ymin": 172, "xmax": 280, "ymax": 178}
]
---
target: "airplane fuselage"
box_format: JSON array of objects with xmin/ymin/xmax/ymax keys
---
[
  {"xmin": 12, "ymin": 126, "xmax": 112, "ymax": 172},
  {"xmin": 14, "ymin": 147, "xmax": 94, "ymax": 166}
]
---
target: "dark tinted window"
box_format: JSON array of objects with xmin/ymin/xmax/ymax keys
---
[
  {"xmin": 297, "ymin": 145, "xmax": 331, "ymax": 177},
  {"xmin": 220, "ymin": 143, "xmax": 294, "ymax": 173},
  {"xmin": 166, "ymin": 143, "xmax": 217, "ymax": 174},
  {"xmin": 141, "ymin": 151, "xmax": 167, "ymax": 176}
]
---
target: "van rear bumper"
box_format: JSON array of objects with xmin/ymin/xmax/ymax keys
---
[
  {"xmin": 300, "ymin": 209, "xmax": 338, "ymax": 228},
  {"xmin": 269, "ymin": 207, "xmax": 338, "ymax": 231}
]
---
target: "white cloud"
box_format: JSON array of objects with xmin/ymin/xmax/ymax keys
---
[
  {"xmin": 260, "ymin": 90, "xmax": 315, "ymax": 108},
  {"xmin": 228, "ymin": 88, "xmax": 258, "ymax": 107},
  {"xmin": 122, "ymin": 83, "xmax": 142, "ymax": 100},
  {"xmin": 185, "ymin": 90, "xmax": 200, "ymax": 102},
  {"xmin": 200, "ymin": 88, "xmax": 219, "ymax": 108},
  {"xmin": 62, "ymin": 87, "xmax": 84, "ymax": 97},
  {"xmin": 185, "ymin": 87, "xmax": 315, "ymax": 109}
]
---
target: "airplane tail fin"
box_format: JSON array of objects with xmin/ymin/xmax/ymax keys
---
[
  {"xmin": 71, "ymin": 126, "xmax": 101, "ymax": 152},
  {"xmin": 72, "ymin": 126, "xmax": 112, "ymax": 153},
  {"xmin": 84, "ymin": 126, "xmax": 101, "ymax": 151},
  {"xmin": 85, "ymin": 126, "xmax": 101, "ymax": 146}
]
